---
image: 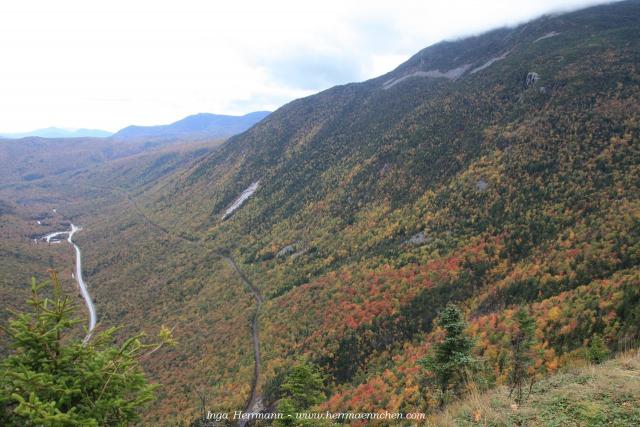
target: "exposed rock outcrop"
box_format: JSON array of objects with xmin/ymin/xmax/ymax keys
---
[
  {"xmin": 526, "ymin": 72, "xmax": 540, "ymax": 87},
  {"xmin": 476, "ymin": 179, "xmax": 489, "ymax": 191},
  {"xmin": 276, "ymin": 244, "xmax": 296, "ymax": 258},
  {"xmin": 407, "ymin": 231, "xmax": 426, "ymax": 245},
  {"xmin": 383, "ymin": 64, "xmax": 472, "ymax": 89},
  {"xmin": 534, "ymin": 31, "xmax": 560, "ymax": 43},
  {"xmin": 470, "ymin": 51, "xmax": 511, "ymax": 74}
]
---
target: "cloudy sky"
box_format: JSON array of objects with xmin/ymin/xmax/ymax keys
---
[{"xmin": 0, "ymin": 0, "xmax": 614, "ymax": 133}]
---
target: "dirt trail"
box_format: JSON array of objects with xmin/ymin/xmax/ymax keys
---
[{"xmin": 225, "ymin": 255, "xmax": 263, "ymax": 422}]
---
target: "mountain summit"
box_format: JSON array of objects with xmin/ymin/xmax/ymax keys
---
[{"xmin": 111, "ymin": 111, "xmax": 270, "ymax": 142}]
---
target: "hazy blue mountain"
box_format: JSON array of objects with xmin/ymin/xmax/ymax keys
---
[
  {"xmin": 0, "ymin": 127, "xmax": 112, "ymax": 139},
  {"xmin": 111, "ymin": 111, "xmax": 271, "ymax": 142},
  {"xmin": 0, "ymin": 111, "xmax": 271, "ymax": 185}
]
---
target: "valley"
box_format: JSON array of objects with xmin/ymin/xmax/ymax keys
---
[
  {"xmin": 1, "ymin": 1, "xmax": 640, "ymax": 426},
  {"xmin": 91, "ymin": 182, "xmax": 266, "ymax": 418}
]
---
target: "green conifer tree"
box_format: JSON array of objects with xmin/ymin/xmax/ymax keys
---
[
  {"xmin": 0, "ymin": 274, "xmax": 173, "ymax": 426},
  {"xmin": 274, "ymin": 360, "xmax": 326, "ymax": 427},
  {"xmin": 419, "ymin": 304, "xmax": 475, "ymax": 408},
  {"xmin": 509, "ymin": 307, "xmax": 536, "ymax": 405},
  {"xmin": 586, "ymin": 333, "xmax": 610, "ymax": 364}
]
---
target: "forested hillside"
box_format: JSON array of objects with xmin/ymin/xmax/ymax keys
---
[{"xmin": 1, "ymin": 1, "xmax": 639, "ymax": 425}]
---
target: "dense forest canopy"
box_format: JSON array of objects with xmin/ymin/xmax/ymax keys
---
[{"xmin": 1, "ymin": 1, "xmax": 639, "ymax": 425}]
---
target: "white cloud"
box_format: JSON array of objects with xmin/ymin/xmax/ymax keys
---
[{"xmin": 0, "ymin": 0, "xmax": 615, "ymax": 132}]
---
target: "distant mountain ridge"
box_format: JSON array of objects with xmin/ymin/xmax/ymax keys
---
[
  {"xmin": 111, "ymin": 111, "xmax": 271, "ymax": 142},
  {"xmin": 0, "ymin": 111, "xmax": 271, "ymax": 142},
  {"xmin": 0, "ymin": 127, "xmax": 112, "ymax": 139},
  {"xmin": 0, "ymin": 111, "xmax": 272, "ymax": 186}
]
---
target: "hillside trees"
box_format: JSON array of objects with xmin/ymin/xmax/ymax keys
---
[
  {"xmin": 586, "ymin": 334, "xmax": 610, "ymax": 364},
  {"xmin": 2, "ymin": 2, "xmax": 637, "ymax": 422},
  {"xmin": 508, "ymin": 307, "xmax": 536, "ymax": 404},
  {"xmin": 273, "ymin": 360, "xmax": 326, "ymax": 427},
  {"xmin": 0, "ymin": 274, "xmax": 173, "ymax": 426},
  {"xmin": 419, "ymin": 304, "xmax": 475, "ymax": 408}
]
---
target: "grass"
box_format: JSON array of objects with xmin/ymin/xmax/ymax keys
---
[{"xmin": 431, "ymin": 350, "xmax": 640, "ymax": 426}]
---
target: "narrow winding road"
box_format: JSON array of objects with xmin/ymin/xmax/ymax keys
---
[
  {"xmin": 41, "ymin": 219, "xmax": 97, "ymax": 343},
  {"xmin": 67, "ymin": 223, "xmax": 97, "ymax": 343}
]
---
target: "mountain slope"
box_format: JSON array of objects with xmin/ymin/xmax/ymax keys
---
[
  {"xmin": 434, "ymin": 350, "xmax": 640, "ymax": 426},
  {"xmin": 110, "ymin": 0, "xmax": 637, "ymax": 419},
  {"xmin": 111, "ymin": 111, "xmax": 270, "ymax": 142},
  {"xmin": 2, "ymin": 1, "xmax": 639, "ymax": 424},
  {"xmin": 151, "ymin": 0, "xmax": 639, "ymax": 236}
]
